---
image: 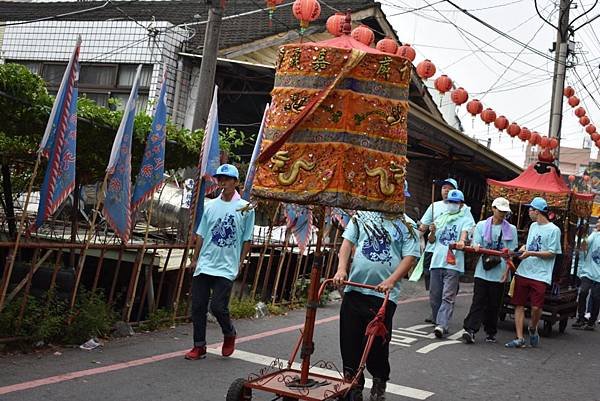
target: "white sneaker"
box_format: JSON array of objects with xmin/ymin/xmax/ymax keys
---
[{"xmin": 434, "ymin": 326, "xmax": 445, "ymax": 338}]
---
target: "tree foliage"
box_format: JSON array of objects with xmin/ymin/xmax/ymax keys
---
[{"xmin": 0, "ymin": 63, "xmax": 250, "ymax": 191}]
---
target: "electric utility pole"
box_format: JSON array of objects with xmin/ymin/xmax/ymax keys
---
[
  {"xmin": 548, "ymin": 0, "xmax": 571, "ymax": 163},
  {"xmin": 191, "ymin": 0, "xmax": 224, "ymax": 131}
]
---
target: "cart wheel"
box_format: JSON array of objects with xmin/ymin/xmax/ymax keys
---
[
  {"xmin": 540, "ymin": 320, "xmax": 553, "ymax": 337},
  {"xmin": 226, "ymin": 378, "xmax": 251, "ymax": 401},
  {"xmin": 559, "ymin": 319, "xmax": 568, "ymax": 333}
]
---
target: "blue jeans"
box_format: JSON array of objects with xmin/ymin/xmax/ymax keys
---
[
  {"xmin": 192, "ymin": 273, "xmax": 236, "ymax": 347},
  {"xmin": 429, "ymin": 268, "xmax": 460, "ymax": 330}
]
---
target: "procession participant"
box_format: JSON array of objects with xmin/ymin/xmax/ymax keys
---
[
  {"xmin": 428, "ymin": 189, "xmax": 475, "ymax": 338},
  {"xmin": 505, "ymin": 197, "xmax": 561, "ymax": 348},
  {"xmin": 419, "ymin": 178, "xmax": 458, "ymax": 322},
  {"xmin": 462, "ymin": 197, "xmax": 517, "ymax": 344},
  {"xmin": 333, "ymin": 211, "xmax": 420, "ymax": 401},
  {"xmin": 185, "ymin": 164, "xmax": 255, "ymax": 360},
  {"xmin": 572, "ymin": 220, "xmax": 600, "ymax": 331}
]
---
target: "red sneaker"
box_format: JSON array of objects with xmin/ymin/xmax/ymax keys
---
[
  {"xmin": 184, "ymin": 346, "xmax": 206, "ymax": 360},
  {"xmin": 222, "ymin": 335, "xmax": 236, "ymax": 356}
]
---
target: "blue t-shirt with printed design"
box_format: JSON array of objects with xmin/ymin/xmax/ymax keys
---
[
  {"xmin": 420, "ymin": 200, "xmax": 447, "ymax": 252},
  {"xmin": 581, "ymin": 231, "xmax": 600, "ymax": 283},
  {"xmin": 516, "ymin": 222, "xmax": 561, "ymax": 285},
  {"xmin": 430, "ymin": 208, "xmax": 475, "ymax": 273},
  {"xmin": 472, "ymin": 220, "xmax": 518, "ymax": 282},
  {"xmin": 342, "ymin": 212, "xmax": 421, "ymax": 304},
  {"xmin": 194, "ymin": 197, "xmax": 255, "ymax": 281}
]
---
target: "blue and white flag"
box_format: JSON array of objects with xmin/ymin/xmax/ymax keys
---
[
  {"xmin": 103, "ymin": 64, "xmax": 142, "ymax": 243},
  {"xmin": 284, "ymin": 203, "xmax": 313, "ymax": 254},
  {"xmin": 32, "ymin": 36, "xmax": 81, "ymax": 232},
  {"xmin": 242, "ymin": 104, "xmax": 268, "ymax": 201},
  {"xmin": 131, "ymin": 66, "xmax": 167, "ymax": 211},
  {"xmin": 193, "ymin": 85, "xmax": 221, "ymax": 233}
]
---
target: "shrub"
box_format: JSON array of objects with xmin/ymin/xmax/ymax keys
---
[{"xmin": 229, "ymin": 297, "xmax": 256, "ymax": 319}]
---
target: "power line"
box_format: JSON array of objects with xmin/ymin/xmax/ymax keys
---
[{"xmin": 442, "ymin": 0, "xmax": 559, "ymax": 63}]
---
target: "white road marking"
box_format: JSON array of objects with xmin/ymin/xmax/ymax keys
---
[
  {"xmin": 391, "ymin": 333, "xmax": 419, "ymax": 345},
  {"xmin": 448, "ymin": 329, "xmax": 466, "ymax": 340},
  {"xmin": 393, "ymin": 329, "xmax": 436, "ymax": 339},
  {"xmin": 415, "ymin": 340, "xmax": 461, "ymax": 354},
  {"xmin": 207, "ymin": 348, "xmax": 435, "ymax": 400}
]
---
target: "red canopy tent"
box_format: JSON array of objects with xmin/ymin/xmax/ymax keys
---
[{"xmin": 487, "ymin": 163, "xmax": 593, "ymax": 212}]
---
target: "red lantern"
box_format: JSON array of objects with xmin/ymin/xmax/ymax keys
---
[
  {"xmin": 494, "ymin": 115, "xmax": 509, "ymax": 132},
  {"xmin": 416, "ymin": 59, "xmax": 436, "ymax": 79},
  {"xmin": 568, "ymin": 96, "xmax": 580, "ymax": 107},
  {"xmin": 575, "ymin": 107, "xmax": 586, "ymax": 118},
  {"xmin": 266, "ymin": 0, "xmax": 284, "ymax": 24},
  {"xmin": 529, "ymin": 131, "xmax": 541, "ymax": 145},
  {"xmin": 586, "ymin": 124, "xmax": 596, "ymax": 135},
  {"xmin": 292, "ymin": 0, "xmax": 321, "ymax": 30},
  {"xmin": 434, "ymin": 75, "xmax": 453, "ymax": 95},
  {"xmin": 596, "ymin": 140, "xmax": 600, "ymax": 149},
  {"xmin": 396, "ymin": 44, "xmax": 416, "ymax": 62},
  {"xmin": 592, "ymin": 132, "xmax": 600, "ymax": 142},
  {"xmin": 326, "ymin": 13, "xmax": 345, "ymax": 37},
  {"xmin": 584, "ymin": 174, "xmax": 591, "ymax": 182},
  {"xmin": 580, "ymin": 116, "xmax": 591, "ymax": 126},
  {"xmin": 376, "ymin": 37, "xmax": 398, "ymax": 54},
  {"xmin": 466, "ymin": 99, "xmax": 483, "ymax": 117},
  {"xmin": 518, "ymin": 127, "xmax": 531, "ymax": 141},
  {"xmin": 450, "ymin": 87, "xmax": 468, "ymax": 105},
  {"xmin": 480, "ymin": 108, "xmax": 496, "ymax": 125},
  {"xmin": 548, "ymin": 137, "xmax": 559, "ymax": 149},
  {"xmin": 568, "ymin": 175, "xmax": 576, "ymax": 183},
  {"xmin": 539, "ymin": 136, "xmax": 550, "ymax": 148},
  {"xmin": 538, "ymin": 148, "xmax": 554, "ymax": 163},
  {"xmin": 507, "ymin": 122, "xmax": 521, "ymax": 137},
  {"xmin": 563, "ymin": 86, "xmax": 575, "ymax": 98},
  {"xmin": 351, "ymin": 24, "xmax": 374, "ymax": 46}
]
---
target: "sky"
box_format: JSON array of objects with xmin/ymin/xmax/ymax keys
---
[{"xmin": 380, "ymin": 0, "xmax": 600, "ymax": 168}]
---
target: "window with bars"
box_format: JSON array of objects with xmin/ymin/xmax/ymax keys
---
[{"xmin": 11, "ymin": 61, "xmax": 152, "ymax": 112}]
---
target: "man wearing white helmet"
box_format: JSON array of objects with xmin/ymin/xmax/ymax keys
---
[
  {"xmin": 462, "ymin": 197, "xmax": 517, "ymax": 344},
  {"xmin": 185, "ymin": 164, "xmax": 255, "ymax": 360}
]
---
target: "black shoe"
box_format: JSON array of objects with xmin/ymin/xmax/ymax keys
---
[
  {"xmin": 584, "ymin": 324, "xmax": 595, "ymax": 331},
  {"xmin": 424, "ymin": 316, "xmax": 434, "ymax": 324},
  {"xmin": 462, "ymin": 330, "xmax": 475, "ymax": 344},
  {"xmin": 485, "ymin": 334, "xmax": 497, "ymax": 343},
  {"xmin": 369, "ymin": 378, "xmax": 386, "ymax": 401},
  {"xmin": 572, "ymin": 319, "xmax": 587, "ymax": 329}
]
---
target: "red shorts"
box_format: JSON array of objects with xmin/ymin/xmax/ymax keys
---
[{"xmin": 511, "ymin": 275, "xmax": 547, "ymax": 308}]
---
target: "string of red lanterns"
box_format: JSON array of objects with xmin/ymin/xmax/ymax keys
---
[
  {"xmin": 319, "ymin": 20, "xmax": 567, "ymax": 152},
  {"xmin": 563, "ymin": 85, "xmax": 600, "ymax": 151}
]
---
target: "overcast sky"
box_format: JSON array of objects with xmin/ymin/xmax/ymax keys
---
[{"xmin": 381, "ymin": 0, "xmax": 600, "ymax": 167}]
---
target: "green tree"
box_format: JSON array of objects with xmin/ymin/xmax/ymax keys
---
[{"xmin": 0, "ymin": 63, "xmax": 250, "ymax": 191}]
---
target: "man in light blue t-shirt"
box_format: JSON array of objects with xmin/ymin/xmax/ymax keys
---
[
  {"xmin": 428, "ymin": 189, "xmax": 475, "ymax": 338},
  {"xmin": 419, "ymin": 178, "xmax": 457, "ymax": 293},
  {"xmin": 573, "ymin": 220, "xmax": 600, "ymax": 331},
  {"xmin": 333, "ymin": 211, "xmax": 420, "ymax": 401},
  {"xmin": 505, "ymin": 197, "xmax": 561, "ymax": 349},
  {"xmin": 185, "ymin": 164, "xmax": 255, "ymax": 361},
  {"xmin": 462, "ymin": 197, "xmax": 518, "ymax": 344}
]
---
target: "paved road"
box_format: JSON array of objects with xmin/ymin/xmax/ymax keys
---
[{"xmin": 1, "ymin": 283, "xmax": 599, "ymax": 401}]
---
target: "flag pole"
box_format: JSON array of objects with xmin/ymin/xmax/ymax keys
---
[
  {"xmin": 172, "ymin": 85, "xmax": 218, "ymax": 323},
  {"xmin": 0, "ymin": 154, "xmax": 42, "ymax": 312},
  {"xmin": 123, "ymin": 199, "xmax": 155, "ymax": 322},
  {"xmin": 69, "ymin": 173, "xmax": 109, "ymax": 310}
]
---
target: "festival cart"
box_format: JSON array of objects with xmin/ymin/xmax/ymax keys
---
[
  {"xmin": 225, "ymin": 13, "xmax": 413, "ymax": 401},
  {"xmin": 485, "ymin": 160, "xmax": 594, "ymax": 336}
]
